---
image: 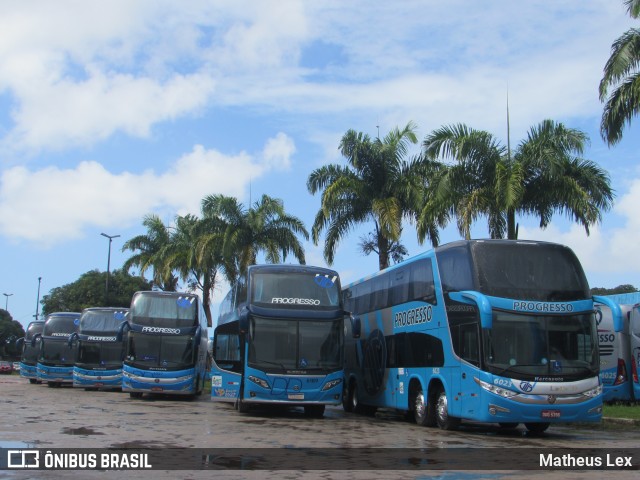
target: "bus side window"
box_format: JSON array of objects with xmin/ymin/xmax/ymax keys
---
[
  {"xmin": 410, "ymin": 260, "xmax": 436, "ymax": 305},
  {"xmin": 458, "ymin": 323, "xmax": 480, "ymax": 366},
  {"xmin": 390, "ymin": 269, "xmax": 409, "ymax": 305}
]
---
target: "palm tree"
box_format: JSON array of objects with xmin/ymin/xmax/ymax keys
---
[
  {"xmin": 122, "ymin": 214, "xmax": 178, "ymax": 291},
  {"xmin": 307, "ymin": 121, "xmax": 436, "ymax": 271},
  {"xmin": 421, "ymin": 120, "xmax": 614, "ymax": 239},
  {"xmin": 201, "ymin": 194, "xmax": 308, "ymax": 283},
  {"xmin": 600, "ymin": 0, "xmax": 640, "ymax": 145},
  {"xmin": 163, "ymin": 214, "xmax": 222, "ymax": 327}
]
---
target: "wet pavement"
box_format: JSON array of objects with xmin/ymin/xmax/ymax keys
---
[{"xmin": 1, "ymin": 374, "xmax": 639, "ymax": 479}]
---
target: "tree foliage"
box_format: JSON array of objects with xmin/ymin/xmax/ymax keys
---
[
  {"xmin": 599, "ymin": 0, "xmax": 640, "ymax": 145},
  {"xmin": 0, "ymin": 310, "xmax": 25, "ymax": 359},
  {"xmin": 421, "ymin": 120, "xmax": 614, "ymax": 240},
  {"xmin": 308, "ymin": 122, "xmax": 433, "ymax": 270},
  {"xmin": 590, "ymin": 284, "xmax": 638, "ymax": 295},
  {"xmin": 41, "ymin": 269, "xmax": 151, "ymax": 316}
]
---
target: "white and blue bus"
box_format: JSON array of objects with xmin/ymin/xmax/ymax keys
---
[
  {"xmin": 121, "ymin": 291, "xmax": 208, "ymax": 398},
  {"xmin": 210, "ymin": 264, "xmax": 350, "ymax": 418},
  {"xmin": 342, "ymin": 239, "xmax": 622, "ymax": 433},
  {"xmin": 16, "ymin": 321, "xmax": 45, "ymax": 383},
  {"xmin": 631, "ymin": 304, "xmax": 640, "ymax": 401},
  {"xmin": 69, "ymin": 307, "xmax": 130, "ymax": 390},
  {"xmin": 595, "ymin": 304, "xmax": 633, "ymax": 402},
  {"xmin": 34, "ymin": 312, "xmax": 81, "ymax": 387}
]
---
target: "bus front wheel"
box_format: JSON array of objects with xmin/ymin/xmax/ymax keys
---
[
  {"xmin": 342, "ymin": 380, "xmax": 352, "ymax": 412},
  {"xmin": 129, "ymin": 392, "xmax": 143, "ymax": 399},
  {"xmin": 435, "ymin": 388, "xmax": 460, "ymax": 430}
]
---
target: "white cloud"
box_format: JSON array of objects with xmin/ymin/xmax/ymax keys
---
[
  {"xmin": 516, "ymin": 177, "xmax": 640, "ymax": 287},
  {"xmin": 0, "ymin": 133, "xmax": 296, "ymax": 246}
]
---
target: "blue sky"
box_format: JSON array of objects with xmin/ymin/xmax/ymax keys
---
[{"xmin": 2, "ymin": 1, "xmax": 639, "ymax": 330}]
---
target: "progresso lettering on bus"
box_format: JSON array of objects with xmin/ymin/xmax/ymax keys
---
[
  {"xmin": 394, "ymin": 305, "xmax": 433, "ymax": 328},
  {"xmin": 513, "ymin": 301, "xmax": 574, "ymax": 313},
  {"xmin": 140, "ymin": 326, "xmax": 180, "ymax": 334},
  {"xmin": 270, "ymin": 297, "xmax": 321, "ymax": 305},
  {"xmin": 86, "ymin": 336, "xmax": 117, "ymax": 342}
]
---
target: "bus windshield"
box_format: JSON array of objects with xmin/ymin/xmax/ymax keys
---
[
  {"xmin": 471, "ymin": 241, "xmax": 590, "ymax": 301},
  {"xmin": 483, "ymin": 311, "xmax": 598, "ymax": 380},
  {"xmin": 130, "ymin": 294, "xmax": 197, "ymax": 328},
  {"xmin": 43, "ymin": 315, "xmax": 79, "ymax": 336},
  {"xmin": 81, "ymin": 310, "xmax": 128, "ymax": 335},
  {"xmin": 77, "ymin": 342, "xmax": 124, "ymax": 366},
  {"xmin": 26, "ymin": 322, "xmax": 44, "ymax": 340},
  {"xmin": 126, "ymin": 332, "xmax": 195, "ymax": 370},
  {"xmin": 248, "ymin": 316, "xmax": 343, "ymax": 372},
  {"xmin": 40, "ymin": 341, "xmax": 75, "ymax": 365},
  {"xmin": 250, "ymin": 271, "xmax": 341, "ymax": 308}
]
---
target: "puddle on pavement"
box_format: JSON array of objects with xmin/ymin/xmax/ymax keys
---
[{"xmin": 61, "ymin": 427, "xmax": 104, "ymax": 435}]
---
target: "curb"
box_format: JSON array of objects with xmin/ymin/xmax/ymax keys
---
[{"xmin": 602, "ymin": 416, "xmax": 640, "ymax": 426}]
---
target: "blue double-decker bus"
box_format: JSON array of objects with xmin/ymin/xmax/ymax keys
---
[
  {"xmin": 211, "ymin": 264, "xmax": 350, "ymax": 418},
  {"xmin": 16, "ymin": 321, "xmax": 45, "ymax": 383},
  {"xmin": 69, "ymin": 307, "xmax": 130, "ymax": 390},
  {"xmin": 34, "ymin": 312, "xmax": 81, "ymax": 387},
  {"xmin": 342, "ymin": 239, "xmax": 622, "ymax": 433},
  {"xmin": 122, "ymin": 291, "xmax": 208, "ymax": 398}
]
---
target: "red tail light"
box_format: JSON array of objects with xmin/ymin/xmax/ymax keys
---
[
  {"xmin": 614, "ymin": 358, "xmax": 628, "ymax": 386},
  {"xmin": 632, "ymin": 358, "xmax": 638, "ymax": 384}
]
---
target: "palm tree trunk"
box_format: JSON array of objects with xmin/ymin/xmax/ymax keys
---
[
  {"xmin": 507, "ymin": 208, "xmax": 517, "ymax": 240},
  {"xmin": 377, "ymin": 232, "xmax": 390, "ymax": 270}
]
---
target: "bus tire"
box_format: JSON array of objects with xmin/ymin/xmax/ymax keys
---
[
  {"xmin": 304, "ymin": 405, "xmax": 325, "ymax": 418},
  {"xmin": 525, "ymin": 422, "xmax": 549, "ymax": 434},
  {"xmin": 237, "ymin": 399, "xmax": 251, "ymax": 413},
  {"xmin": 413, "ymin": 388, "xmax": 436, "ymax": 427},
  {"xmin": 29, "ymin": 379, "xmax": 37, "ymax": 384},
  {"xmin": 129, "ymin": 392, "xmax": 143, "ymax": 399},
  {"xmin": 435, "ymin": 387, "xmax": 460, "ymax": 430},
  {"xmin": 498, "ymin": 422, "xmax": 519, "ymax": 429},
  {"xmin": 349, "ymin": 380, "xmax": 364, "ymax": 413}
]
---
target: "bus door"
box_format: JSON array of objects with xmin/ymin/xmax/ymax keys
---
[
  {"xmin": 451, "ymin": 322, "xmax": 482, "ymax": 418},
  {"xmin": 210, "ymin": 330, "xmax": 242, "ymax": 402}
]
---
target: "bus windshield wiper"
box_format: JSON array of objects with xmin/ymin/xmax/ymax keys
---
[{"xmin": 254, "ymin": 359, "xmax": 288, "ymax": 370}]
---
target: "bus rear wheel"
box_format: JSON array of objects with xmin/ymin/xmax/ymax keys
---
[
  {"xmin": 435, "ymin": 388, "xmax": 460, "ymax": 430},
  {"xmin": 29, "ymin": 379, "xmax": 37, "ymax": 384},
  {"xmin": 129, "ymin": 392, "xmax": 143, "ymax": 399},
  {"xmin": 525, "ymin": 422, "xmax": 549, "ymax": 434},
  {"xmin": 413, "ymin": 388, "xmax": 436, "ymax": 427}
]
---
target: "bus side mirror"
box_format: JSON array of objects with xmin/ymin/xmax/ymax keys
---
[
  {"xmin": 350, "ymin": 315, "xmax": 361, "ymax": 339},
  {"xmin": 116, "ymin": 321, "xmax": 131, "ymax": 342},
  {"xmin": 67, "ymin": 332, "xmax": 79, "ymax": 348},
  {"xmin": 194, "ymin": 326, "xmax": 201, "ymax": 346},
  {"xmin": 15, "ymin": 337, "xmax": 24, "ymax": 349},
  {"xmin": 31, "ymin": 333, "xmax": 41, "ymax": 347},
  {"xmin": 239, "ymin": 307, "xmax": 249, "ymax": 334}
]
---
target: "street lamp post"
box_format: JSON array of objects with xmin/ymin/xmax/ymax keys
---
[
  {"xmin": 3, "ymin": 293, "xmax": 13, "ymax": 311},
  {"xmin": 35, "ymin": 277, "xmax": 41, "ymax": 320},
  {"xmin": 101, "ymin": 233, "xmax": 120, "ymax": 305}
]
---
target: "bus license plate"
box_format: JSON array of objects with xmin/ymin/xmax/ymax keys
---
[
  {"xmin": 151, "ymin": 387, "xmax": 163, "ymax": 392},
  {"xmin": 288, "ymin": 394, "xmax": 304, "ymax": 400},
  {"xmin": 541, "ymin": 410, "xmax": 561, "ymax": 419}
]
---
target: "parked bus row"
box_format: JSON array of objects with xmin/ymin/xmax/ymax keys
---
[
  {"xmin": 16, "ymin": 291, "xmax": 209, "ymax": 398},
  {"xmin": 595, "ymin": 303, "xmax": 640, "ymax": 402},
  {"xmin": 15, "ymin": 240, "xmax": 635, "ymax": 434}
]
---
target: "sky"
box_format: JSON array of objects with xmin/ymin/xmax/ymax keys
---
[{"xmin": 1, "ymin": 0, "xmax": 640, "ymax": 331}]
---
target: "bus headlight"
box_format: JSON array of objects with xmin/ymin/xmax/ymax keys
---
[
  {"xmin": 248, "ymin": 375, "xmax": 270, "ymax": 389},
  {"xmin": 583, "ymin": 384, "xmax": 602, "ymax": 398},
  {"xmin": 475, "ymin": 378, "xmax": 518, "ymax": 398},
  {"xmin": 321, "ymin": 378, "xmax": 342, "ymax": 391}
]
